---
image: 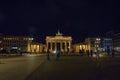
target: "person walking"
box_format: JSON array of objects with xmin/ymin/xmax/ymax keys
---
[
  {"xmin": 56, "ymin": 50, "xmax": 60, "ymax": 60},
  {"xmin": 47, "ymin": 50, "xmax": 50, "ymax": 60},
  {"xmin": 86, "ymin": 50, "xmax": 89, "ymax": 57},
  {"xmin": 106, "ymin": 47, "xmax": 110, "ymax": 56},
  {"xmin": 112, "ymin": 48, "xmax": 115, "ymax": 58},
  {"xmin": 96, "ymin": 49, "xmax": 99, "ymax": 59},
  {"xmin": 90, "ymin": 50, "xmax": 93, "ymax": 57},
  {"xmin": 81, "ymin": 49, "xmax": 85, "ymax": 56},
  {"xmin": 79, "ymin": 50, "xmax": 82, "ymax": 56}
]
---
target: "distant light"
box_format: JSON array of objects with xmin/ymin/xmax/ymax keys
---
[
  {"xmin": 96, "ymin": 38, "xmax": 101, "ymax": 41},
  {"xmin": 29, "ymin": 38, "xmax": 34, "ymax": 40},
  {"xmin": 0, "ymin": 48, "xmax": 3, "ymax": 50},
  {"xmin": 53, "ymin": 50, "xmax": 57, "ymax": 54},
  {"xmin": 18, "ymin": 48, "xmax": 21, "ymax": 50},
  {"xmin": 93, "ymin": 54, "xmax": 96, "ymax": 57},
  {"xmin": 93, "ymin": 53, "xmax": 104, "ymax": 58},
  {"xmin": 116, "ymin": 47, "xmax": 120, "ymax": 51},
  {"xmin": 12, "ymin": 47, "xmax": 18, "ymax": 49},
  {"xmin": 53, "ymin": 49, "xmax": 57, "ymax": 54},
  {"xmin": 99, "ymin": 54, "xmax": 103, "ymax": 57}
]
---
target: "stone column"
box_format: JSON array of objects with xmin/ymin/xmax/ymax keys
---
[
  {"xmin": 65, "ymin": 41, "xmax": 67, "ymax": 52},
  {"xmin": 39, "ymin": 44, "xmax": 40, "ymax": 53},
  {"xmin": 46, "ymin": 41, "xmax": 48, "ymax": 52},
  {"xmin": 68, "ymin": 41, "xmax": 71, "ymax": 52},
  {"xmin": 55, "ymin": 42, "xmax": 57, "ymax": 50},
  {"xmin": 30, "ymin": 44, "xmax": 32, "ymax": 53},
  {"xmin": 50, "ymin": 42, "xmax": 53, "ymax": 52},
  {"xmin": 60, "ymin": 42, "xmax": 63, "ymax": 52}
]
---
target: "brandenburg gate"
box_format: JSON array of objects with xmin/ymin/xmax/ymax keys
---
[{"xmin": 45, "ymin": 30, "xmax": 72, "ymax": 54}]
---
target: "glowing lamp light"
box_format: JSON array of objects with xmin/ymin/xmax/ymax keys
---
[
  {"xmin": 99, "ymin": 54, "xmax": 103, "ymax": 57},
  {"xmin": 0, "ymin": 48, "xmax": 3, "ymax": 50},
  {"xmin": 96, "ymin": 38, "xmax": 101, "ymax": 41},
  {"xmin": 53, "ymin": 49, "xmax": 57, "ymax": 54},
  {"xmin": 93, "ymin": 54, "xmax": 96, "ymax": 57},
  {"xmin": 29, "ymin": 38, "xmax": 34, "ymax": 40},
  {"xmin": 12, "ymin": 47, "xmax": 18, "ymax": 49},
  {"xmin": 93, "ymin": 53, "xmax": 104, "ymax": 58},
  {"xmin": 68, "ymin": 46, "xmax": 70, "ymax": 48}
]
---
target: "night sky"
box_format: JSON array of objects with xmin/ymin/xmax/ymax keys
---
[{"xmin": 0, "ymin": 0, "xmax": 120, "ymax": 43}]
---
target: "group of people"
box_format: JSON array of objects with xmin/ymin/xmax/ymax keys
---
[
  {"xmin": 47, "ymin": 50, "xmax": 60, "ymax": 61},
  {"xmin": 80, "ymin": 48, "xmax": 115, "ymax": 58},
  {"xmin": 79, "ymin": 49, "xmax": 94, "ymax": 57},
  {"xmin": 86, "ymin": 50, "xmax": 94, "ymax": 58},
  {"xmin": 47, "ymin": 48, "xmax": 116, "ymax": 60},
  {"xmin": 107, "ymin": 48, "xmax": 115, "ymax": 57}
]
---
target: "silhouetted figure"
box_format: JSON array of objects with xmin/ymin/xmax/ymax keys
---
[
  {"xmin": 79, "ymin": 50, "xmax": 82, "ymax": 56},
  {"xmin": 112, "ymin": 49, "xmax": 115, "ymax": 58},
  {"xmin": 96, "ymin": 50, "xmax": 99, "ymax": 59},
  {"xmin": 90, "ymin": 50, "xmax": 93, "ymax": 57},
  {"xmin": 81, "ymin": 49, "xmax": 85, "ymax": 56},
  {"xmin": 56, "ymin": 50, "xmax": 60, "ymax": 60},
  {"xmin": 106, "ymin": 47, "xmax": 110, "ymax": 56},
  {"xmin": 86, "ymin": 50, "xmax": 89, "ymax": 57},
  {"xmin": 47, "ymin": 51, "xmax": 50, "ymax": 60}
]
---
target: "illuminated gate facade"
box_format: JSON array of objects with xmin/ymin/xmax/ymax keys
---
[{"xmin": 45, "ymin": 31, "xmax": 72, "ymax": 54}]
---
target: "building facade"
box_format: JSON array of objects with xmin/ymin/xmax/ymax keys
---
[
  {"xmin": 85, "ymin": 38, "xmax": 101, "ymax": 52},
  {"xmin": 2, "ymin": 36, "xmax": 33, "ymax": 53},
  {"xmin": 106, "ymin": 32, "xmax": 120, "ymax": 52},
  {"xmin": 113, "ymin": 33, "xmax": 120, "ymax": 51},
  {"xmin": 0, "ymin": 33, "xmax": 4, "ymax": 51},
  {"xmin": 85, "ymin": 37, "xmax": 112, "ymax": 52},
  {"xmin": 28, "ymin": 42, "xmax": 43, "ymax": 53},
  {"xmin": 45, "ymin": 31, "xmax": 72, "ymax": 54},
  {"xmin": 101, "ymin": 38, "xmax": 112, "ymax": 52},
  {"xmin": 73, "ymin": 43, "xmax": 88, "ymax": 53}
]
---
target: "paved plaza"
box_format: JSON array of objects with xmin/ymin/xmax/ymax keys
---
[
  {"xmin": 0, "ymin": 54, "xmax": 120, "ymax": 80},
  {"xmin": 0, "ymin": 54, "xmax": 46, "ymax": 80},
  {"xmin": 25, "ymin": 55, "xmax": 120, "ymax": 80}
]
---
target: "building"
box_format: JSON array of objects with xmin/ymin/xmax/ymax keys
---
[
  {"xmin": 85, "ymin": 38, "xmax": 101, "ymax": 52},
  {"xmin": 106, "ymin": 32, "xmax": 120, "ymax": 52},
  {"xmin": 45, "ymin": 30, "xmax": 72, "ymax": 54},
  {"xmin": 28, "ymin": 42, "xmax": 43, "ymax": 53},
  {"xmin": 73, "ymin": 43, "xmax": 88, "ymax": 53},
  {"xmin": 0, "ymin": 33, "xmax": 4, "ymax": 51},
  {"xmin": 85, "ymin": 37, "xmax": 112, "ymax": 52},
  {"xmin": 113, "ymin": 33, "xmax": 120, "ymax": 51},
  {"xmin": 101, "ymin": 38, "xmax": 112, "ymax": 52},
  {"xmin": 2, "ymin": 36, "xmax": 34, "ymax": 53}
]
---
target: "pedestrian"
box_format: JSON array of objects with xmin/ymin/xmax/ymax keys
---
[
  {"xmin": 106, "ymin": 47, "xmax": 110, "ymax": 56},
  {"xmin": 112, "ymin": 49, "xmax": 115, "ymax": 58},
  {"xmin": 86, "ymin": 50, "xmax": 89, "ymax": 57},
  {"xmin": 79, "ymin": 50, "xmax": 82, "ymax": 56},
  {"xmin": 96, "ymin": 49, "xmax": 99, "ymax": 59},
  {"xmin": 90, "ymin": 50, "xmax": 93, "ymax": 57},
  {"xmin": 56, "ymin": 50, "xmax": 60, "ymax": 60},
  {"xmin": 47, "ymin": 50, "xmax": 50, "ymax": 60},
  {"xmin": 81, "ymin": 49, "xmax": 85, "ymax": 56}
]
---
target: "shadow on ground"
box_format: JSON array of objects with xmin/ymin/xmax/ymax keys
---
[{"xmin": 25, "ymin": 56, "xmax": 120, "ymax": 80}]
